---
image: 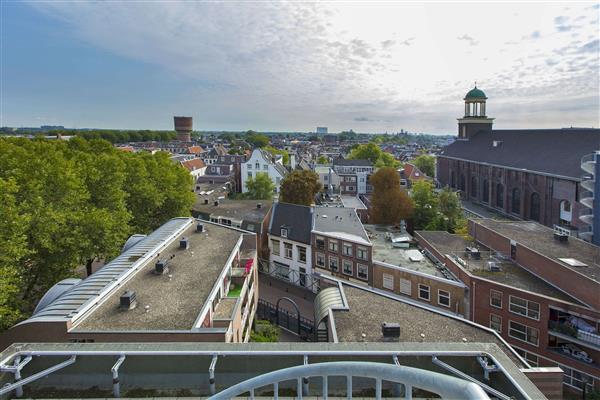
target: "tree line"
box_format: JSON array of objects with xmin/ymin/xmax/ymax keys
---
[{"xmin": 0, "ymin": 137, "xmax": 195, "ymax": 330}]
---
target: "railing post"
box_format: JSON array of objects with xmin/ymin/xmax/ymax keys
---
[
  {"xmin": 375, "ymin": 378, "xmax": 382, "ymax": 400},
  {"xmin": 13, "ymin": 356, "xmax": 23, "ymax": 398},
  {"xmin": 322, "ymin": 375, "xmax": 328, "ymax": 400},
  {"xmin": 346, "ymin": 375, "xmax": 352, "ymax": 399},
  {"xmin": 273, "ymin": 382, "xmax": 278, "ymax": 400},
  {"xmin": 405, "ymin": 384, "xmax": 412, "ymax": 400}
]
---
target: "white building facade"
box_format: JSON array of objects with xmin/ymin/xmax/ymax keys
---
[{"xmin": 241, "ymin": 149, "xmax": 288, "ymax": 194}]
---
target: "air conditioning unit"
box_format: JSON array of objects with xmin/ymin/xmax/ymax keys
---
[
  {"xmin": 382, "ymin": 322, "xmax": 401, "ymax": 341},
  {"xmin": 488, "ymin": 261, "xmax": 501, "ymax": 272},
  {"xmin": 180, "ymin": 237, "xmax": 189, "ymax": 249},
  {"xmin": 155, "ymin": 259, "xmax": 169, "ymax": 275},
  {"xmin": 120, "ymin": 291, "xmax": 137, "ymax": 310}
]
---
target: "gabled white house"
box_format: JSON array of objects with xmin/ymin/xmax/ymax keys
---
[{"xmin": 241, "ymin": 149, "xmax": 288, "ymax": 193}]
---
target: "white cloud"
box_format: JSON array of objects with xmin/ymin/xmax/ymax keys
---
[{"xmin": 26, "ymin": 1, "xmax": 600, "ymax": 132}]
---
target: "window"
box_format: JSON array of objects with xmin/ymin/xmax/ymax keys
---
[
  {"xmin": 530, "ymin": 193, "xmax": 540, "ymax": 222},
  {"xmin": 400, "ymin": 279, "xmax": 412, "ymax": 295},
  {"xmin": 248, "ymin": 163, "xmax": 252, "ymax": 169},
  {"xmin": 284, "ymin": 243, "xmax": 293, "ymax": 259},
  {"xmin": 438, "ymin": 290, "xmax": 451, "ymax": 308},
  {"xmin": 298, "ymin": 246, "xmax": 306, "ymax": 263},
  {"xmin": 509, "ymin": 321, "xmax": 539, "ymax": 346},
  {"xmin": 316, "ymin": 252, "xmax": 325, "ymax": 267},
  {"xmin": 357, "ymin": 246, "xmax": 368, "ymax": 260},
  {"xmin": 329, "ymin": 256, "xmax": 339, "ymax": 271},
  {"xmin": 271, "ymin": 239, "xmax": 280, "ymax": 255},
  {"xmin": 514, "ymin": 348, "xmax": 538, "ymax": 368},
  {"xmin": 276, "ymin": 177, "xmax": 281, "ymax": 185},
  {"xmin": 561, "ymin": 366, "xmax": 594, "ymax": 392},
  {"xmin": 247, "ymin": 171, "xmax": 253, "ymax": 178},
  {"xmin": 273, "ymin": 261, "xmax": 289, "ymax": 281},
  {"xmin": 263, "ymin": 164, "xmax": 268, "ymax": 170},
  {"xmin": 342, "ymin": 243, "xmax": 353, "ymax": 256},
  {"xmin": 418, "ymin": 284, "xmax": 430, "ymax": 301},
  {"xmin": 383, "ymin": 273, "xmax": 394, "ymax": 290},
  {"xmin": 509, "ymin": 296, "xmax": 540, "ymax": 320},
  {"xmin": 347, "ymin": 186, "xmax": 355, "ymax": 191},
  {"xmin": 512, "ymin": 188, "xmax": 521, "ymax": 214},
  {"xmin": 482, "ymin": 179, "xmax": 489, "ymax": 203},
  {"xmin": 255, "ymin": 162, "xmax": 260, "ymax": 169},
  {"xmin": 496, "ymin": 184, "xmax": 504, "ymax": 208},
  {"xmin": 316, "ymin": 236, "xmax": 325, "ymax": 250},
  {"xmin": 490, "ymin": 314, "xmax": 502, "ymax": 333},
  {"xmin": 490, "ymin": 290, "xmax": 502, "ymax": 309},
  {"xmin": 470, "ymin": 176, "xmax": 478, "ymax": 198},
  {"xmin": 357, "ymin": 264, "xmax": 368, "ymax": 280},
  {"xmin": 281, "ymin": 228, "xmax": 288, "ymax": 238},
  {"xmin": 343, "ymin": 259, "xmax": 353, "ymax": 275},
  {"xmin": 246, "ymin": 223, "xmax": 255, "ymax": 232},
  {"xmin": 328, "ymin": 239, "xmax": 338, "ymax": 252}
]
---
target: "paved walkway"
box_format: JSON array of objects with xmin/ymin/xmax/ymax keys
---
[{"xmin": 258, "ymin": 274, "xmax": 316, "ymax": 320}]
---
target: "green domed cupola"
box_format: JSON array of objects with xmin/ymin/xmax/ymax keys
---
[{"xmin": 465, "ymin": 86, "xmax": 487, "ymax": 100}]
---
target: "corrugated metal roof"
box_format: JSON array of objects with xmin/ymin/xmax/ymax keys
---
[
  {"xmin": 314, "ymin": 286, "xmax": 345, "ymax": 325},
  {"xmin": 21, "ymin": 218, "xmax": 193, "ymax": 325}
]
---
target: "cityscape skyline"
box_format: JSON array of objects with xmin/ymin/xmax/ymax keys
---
[{"xmin": 2, "ymin": 2, "xmax": 599, "ymax": 133}]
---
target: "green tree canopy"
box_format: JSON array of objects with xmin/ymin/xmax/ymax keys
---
[
  {"xmin": 369, "ymin": 167, "xmax": 413, "ymax": 224},
  {"xmin": 412, "ymin": 154, "xmax": 435, "ymax": 177},
  {"xmin": 245, "ymin": 131, "xmax": 270, "ymax": 148},
  {"xmin": 264, "ymin": 145, "xmax": 289, "ymax": 165},
  {"xmin": 317, "ymin": 155, "xmax": 329, "ymax": 164},
  {"xmin": 279, "ymin": 170, "xmax": 321, "ymax": 206},
  {"xmin": 0, "ymin": 137, "xmax": 195, "ymax": 329},
  {"xmin": 410, "ymin": 181, "xmax": 465, "ymax": 233},
  {"xmin": 348, "ymin": 143, "xmax": 399, "ymax": 168},
  {"xmin": 411, "ymin": 180, "xmax": 439, "ymax": 230},
  {"xmin": 246, "ymin": 173, "xmax": 275, "ymax": 200}
]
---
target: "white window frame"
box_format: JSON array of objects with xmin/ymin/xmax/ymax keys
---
[
  {"xmin": 490, "ymin": 289, "xmax": 502, "ymax": 309},
  {"xmin": 357, "ymin": 246, "xmax": 368, "ymax": 260},
  {"xmin": 438, "ymin": 289, "xmax": 451, "ymax": 308},
  {"xmin": 284, "ymin": 242, "xmax": 293, "ymax": 259},
  {"xmin": 316, "ymin": 252, "xmax": 325, "ymax": 267},
  {"xmin": 357, "ymin": 264, "xmax": 368, "ymax": 281},
  {"xmin": 316, "ymin": 236, "xmax": 325, "ymax": 250},
  {"xmin": 329, "ymin": 239, "xmax": 338, "ymax": 252},
  {"xmin": 342, "ymin": 242, "xmax": 353, "ymax": 257},
  {"xmin": 271, "ymin": 239, "xmax": 280, "ymax": 256},
  {"xmin": 490, "ymin": 314, "xmax": 502, "ymax": 333},
  {"xmin": 509, "ymin": 295, "xmax": 540, "ymax": 321},
  {"xmin": 342, "ymin": 259, "xmax": 353, "ymax": 275},
  {"xmin": 418, "ymin": 284, "xmax": 430, "ymax": 301},
  {"xmin": 329, "ymin": 256, "xmax": 339, "ymax": 272},
  {"xmin": 382, "ymin": 273, "xmax": 394, "ymax": 291},
  {"xmin": 281, "ymin": 228, "xmax": 288, "ymax": 238},
  {"xmin": 508, "ymin": 320, "xmax": 539, "ymax": 347},
  {"xmin": 298, "ymin": 246, "xmax": 306, "ymax": 264}
]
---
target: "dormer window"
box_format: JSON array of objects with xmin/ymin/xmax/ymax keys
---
[
  {"xmin": 281, "ymin": 228, "xmax": 288, "ymax": 238},
  {"xmin": 255, "ymin": 162, "xmax": 260, "ymax": 169}
]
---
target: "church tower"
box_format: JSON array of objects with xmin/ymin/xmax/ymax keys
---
[{"xmin": 457, "ymin": 85, "xmax": 494, "ymax": 140}]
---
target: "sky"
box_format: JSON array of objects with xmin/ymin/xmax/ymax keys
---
[{"xmin": 1, "ymin": 1, "xmax": 599, "ymax": 134}]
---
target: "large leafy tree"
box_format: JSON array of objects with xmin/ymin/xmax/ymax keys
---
[
  {"xmin": 246, "ymin": 173, "xmax": 275, "ymax": 200},
  {"xmin": 245, "ymin": 131, "xmax": 270, "ymax": 148},
  {"xmin": 264, "ymin": 145, "xmax": 289, "ymax": 165},
  {"xmin": 279, "ymin": 170, "xmax": 321, "ymax": 206},
  {"xmin": 369, "ymin": 167, "xmax": 413, "ymax": 224},
  {"xmin": 0, "ymin": 137, "xmax": 195, "ymax": 328},
  {"xmin": 412, "ymin": 154, "xmax": 435, "ymax": 177},
  {"xmin": 348, "ymin": 143, "xmax": 399, "ymax": 168},
  {"xmin": 411, "ymin": 180, "xmax": 439, "ymax": 230}
]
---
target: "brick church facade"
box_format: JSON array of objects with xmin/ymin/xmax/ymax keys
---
[{"xmin": 437, "ymin": 86, "xmax": 600, "ymax": 236}]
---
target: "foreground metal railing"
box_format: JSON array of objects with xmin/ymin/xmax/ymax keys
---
[{"xmin": 208, "ymin": 361, "xmax": 489, "ymax": 400}]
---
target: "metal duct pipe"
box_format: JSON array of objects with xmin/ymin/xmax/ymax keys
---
[{"xmin": 111, "ymin": 355, "xmax": 126, "ymax": 398}]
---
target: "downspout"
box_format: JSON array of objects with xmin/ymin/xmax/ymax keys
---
[
  {"xmin": 111, "ymin": 355, "xmax": 126, "ymax": 398},
  {"xmin": 209, "ymin": 354, "xmax": 218, "ymax": 395}
]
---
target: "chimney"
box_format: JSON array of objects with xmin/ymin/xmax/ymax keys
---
[{"xmin": 180, "ymin": 237, "xmax": 189, "ymax": 249}]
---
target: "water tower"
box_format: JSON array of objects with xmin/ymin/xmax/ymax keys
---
[{"xmin": 173, "ymin": 116, "xmax": 193, "ymax": 142}]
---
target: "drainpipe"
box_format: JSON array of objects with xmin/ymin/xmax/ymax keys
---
[
  {"xmin": 111, "ymin": 355, "xmax": 126, "ymax": 398},
  {"xmin": 209, "ymin": 354, "xmax": 218, "ymax": 395}
]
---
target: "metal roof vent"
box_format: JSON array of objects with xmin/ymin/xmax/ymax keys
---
[
  {"xmin": 204, "ymin": 199, "xmax": 209, "ymax": 205},
  {"xmin": 120, "ymin": 291, "xmax": 137, "ymax": 310},
  {"xmin": 155, "ymin": 259, "xmax": 169, "ymax": 275},
  {"xmin": 214, "ymin": 200, "xmax": 219, "ymax": 206},
  {"xmin": 382, "ymin": 322, "xmax": 400, "ymax": 341},
  {"xmin": 180, "ymin": 237, "xmax": 189, "ymax": 249},
  {"xmin": 197, "ymin": 223, "xmax": 204, "ymax": 233},
  {"xmin": 257, "ymin": 203, "xmax": 262, "ymax": 209}
]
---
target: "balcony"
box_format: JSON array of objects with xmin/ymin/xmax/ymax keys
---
[
  {"xmin": 549, "ymin": 320, "xmax": 600, "ymax": 351},
  {"xmin": 581, "ymin": 153, "xmax": 596, "ymax": 175}
]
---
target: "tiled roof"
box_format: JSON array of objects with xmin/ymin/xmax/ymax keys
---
[
  {"xmin": 181, "ymin": 158, "xmax": 206, "ymax": 171},
  {"xmin": 269, "ymin": 202, "xmax": 313, "ymax": 244},
  {"xmin": 186, "ymin": 145, "xmax": 203, "ymax": 154},
  {"xmin": 439, "ymin": 128, "xmax": 600, "ymax": 179}
]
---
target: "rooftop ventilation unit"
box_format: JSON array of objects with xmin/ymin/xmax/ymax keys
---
[
  {"xmin": 487, "ymin": 261, "xmax": 501, "ymax": 272},
  {"xmin": 197, "ymin": 223, "xmax": 204, "ymax": 233},
  {"xmin": 382, "ymin": 322, "xmax": 400, "ymax": 341},
  {"xmin": 120, "ymin": 291, "xmax": 137, "ymax": 310},
  {"xmin": 553, "ymin": 225, "xmax": 570, "ymax": 242},
  {"xmin": 257, "ymin": 203, "xmax": 262, "ymax": 209},
  {"xmin": 204, "ymin": 199, "xmax": 209, "ymax": 205},
  {"xmin": 155, "ymin": 259, "xmax": 169, "ymax": 275},
  {"xmin": 214, "ymin": 200, "xmax": 219, "ymax": 206},
  {"xmin": 466, "ymin": 246, "xmax": 481, "ymax": 260},
  {"xmin": 180, "ymin": 237, "xmax": 189, "ymax": 249}
]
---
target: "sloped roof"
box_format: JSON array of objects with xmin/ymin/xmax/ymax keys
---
[
  {"xmin": 269, "ymin": 202, "xmax": 313, "ymax": 244},
  {"xmin": 333, "ymin": 158, "xmax": 373, "ymax": 167},
  {"xmin": 404, "ymin": 163, "xmax": 430, "ymax": 181},
  {"xmin": 439, "ymin": 128, "xmax": 600, "ymax": 179},
  {"xmin": 181, "ymin": 158, "xmax": 206, "ymax": 172}
]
